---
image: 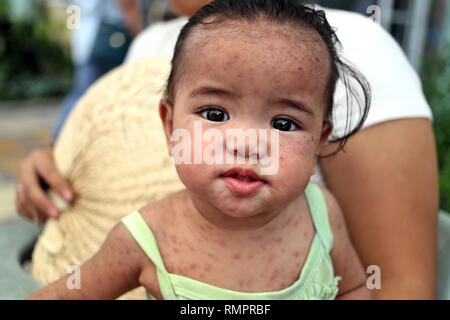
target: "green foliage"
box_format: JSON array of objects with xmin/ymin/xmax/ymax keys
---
[
  {"xmin": 421, "ymin": 45, "xmax": 450, "ymax": 212},
  {"xmin": 0, "ymin": 0, "xmax": 72, "ymax": 100}
]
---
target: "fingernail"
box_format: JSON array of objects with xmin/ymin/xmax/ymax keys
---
[
  {"xmin": 49, "ymin": 209, "xmax": 59, "ymax": 218},
  {"xmin": 63, "ymin": 190, "xmax": 72, "ymax": 202}
]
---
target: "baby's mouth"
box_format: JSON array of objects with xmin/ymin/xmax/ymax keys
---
[
  {"xmin": 232, "ymin": 175, "xmax": 256, "ymax": 182},
  {"xmin": 220, "ymin": 168, "xmax": 267, "ymax": 195}
]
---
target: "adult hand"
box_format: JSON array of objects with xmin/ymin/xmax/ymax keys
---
[{"xmin": 15, "ymin": 148, "xmax": 73, "ymax": 223}]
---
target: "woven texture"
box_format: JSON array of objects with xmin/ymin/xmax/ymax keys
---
[{"xmin": 30, "ymin": 58, "xmax": 185, "ymax": 299}]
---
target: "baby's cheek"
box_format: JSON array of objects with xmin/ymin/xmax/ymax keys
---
[
  {"xmin": 278, "ymin": 132, "xmax": 317, "ymax": 161},
  {"xmin": 175, "ymin": 164, "xmax": 200, "ymax": 190},
  {"xmin": 176, "ymin": 163, "xmax": 219, "ymax": 193},
  {"xmin": 277, "ymin": 133, "xmax": 317, "ymax": 181},
  {"xmin": 296, "ymin": 132, "xmax": 317, "ymax": 156}
]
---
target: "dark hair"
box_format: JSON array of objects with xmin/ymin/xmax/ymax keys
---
[{"xmin": 164, "ymin": 0, "xmax": 371, "ymax": 156}]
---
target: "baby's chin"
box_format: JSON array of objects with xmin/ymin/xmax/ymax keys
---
[
  {"xmin": 202, "ymin": 186, "xmax": 275, "ymax": 220},
  {"xmin": 179, "ymin": 171, "xmax": 281, "ymax": 219},
  {"xmin": 216, "ymin": 197, "xmax": 269, "ymax": 219}
]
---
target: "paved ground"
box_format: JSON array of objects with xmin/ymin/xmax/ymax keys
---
[{"xmin": 0, "ymin": 99, "xmax": 61, "ymax": 222}]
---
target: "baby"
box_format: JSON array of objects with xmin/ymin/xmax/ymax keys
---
[{"xmin": 29, "ymin": 0, "xmax": 372, "ymax": 300}]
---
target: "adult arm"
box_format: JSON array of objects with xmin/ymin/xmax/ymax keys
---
[{"xmin": 320, "ymin": 118, "xmax": 439, "ymax": 299}]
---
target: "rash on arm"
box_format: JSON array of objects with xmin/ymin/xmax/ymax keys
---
[{"xmin": 28, "ymin": 222, "xmax": 143, "ymax": 300}]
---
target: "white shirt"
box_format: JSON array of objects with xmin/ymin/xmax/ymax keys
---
[
  {"xmin": 124, "ymin": 9, "xmax": 433, "ymax": 187},
  {"xmin": 124, "ymin": 16, "xmax": 187, "ymax": 63}
]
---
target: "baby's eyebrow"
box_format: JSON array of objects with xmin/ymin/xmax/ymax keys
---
[
  {"xmin": 275, "ymin": 98, "xmax": 315, "ymax": 118},
  {"xmin": 189, "ymin": 86, "xmax": 315, "ymax": 118},
  {"xmin": 189, "ymin": 86, "xmax": 239, "ymax": 99}
]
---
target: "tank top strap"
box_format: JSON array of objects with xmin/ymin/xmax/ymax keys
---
[
  {"xmin": 121, "ymin": 210, "xmax": 177, "ymax": 299},
  {"xmin": 304, "ymin": 182, "xmax": 334, "ymax": 253}
]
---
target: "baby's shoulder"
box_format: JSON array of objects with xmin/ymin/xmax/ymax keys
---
[
  {"xmin": 138, "ymin": 190, "xmax": 186, "ymax": 232},
  {"xmin": 123, "ymin": 192, "xmax": 187, "ymax": 298},
  {"xmin": 317, "ymin": 186, "xmax": 342, "ymax": 226},
  {"xmin": 315, "ymin": 185, "xmax": 348, "ymax": 249},
  {"xmin": 139, "ymin": 190, "xmax": 183, "ymax": 215},
  {"xmin": 113, "ymin": 191, "xmax": 182, "ymax": 261}
]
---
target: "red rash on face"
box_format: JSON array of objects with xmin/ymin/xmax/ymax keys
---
[
  {"xmin": 207, "ymin": 252, "xmax": 216, "ymax": 259},
  {"xmin": 217, "ymin": 238, "xmax": 227, "ymax": 247},
  {"xmin": 248, "ymin": 235, "xmax": 263, "ymax": 241},
  {"xmin": 167, "ymin": 20, "xmax": 331, "ymax": 235}
]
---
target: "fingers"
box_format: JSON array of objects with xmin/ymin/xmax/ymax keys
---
[
  {"xmin": 33, "ymin": 149, "xmax": 73, "ymax": 203},
  {"xmin": 27, "ymin": 173, "xmax": 60, "ymax": 219},
  {"xmin": 17, "ymin": 158, "xmax": 59, "ymax": 220},
  {"xmin": 15, "ymin": 186, "xmax": 30, "ymax": 219},
  {"xmin": 15, "ymin": 182, "xmax": 48, "ymax": 223},
  {"xmin": 15, "ymin": 148, "xmax": 71, "ymax": 221}
]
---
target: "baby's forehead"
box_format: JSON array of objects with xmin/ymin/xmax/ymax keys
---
[
  {"xmin": 183, "ymin": 20, "xmax": 330, "ymax": 71},
  {"xmin": 179, "ymin": 20, "xmax": 331, "ymax": 98},
  {"xmin": 188, "ymin": 19, "xmax": 327, "ymax": 56}
]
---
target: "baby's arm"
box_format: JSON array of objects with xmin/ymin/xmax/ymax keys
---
[
  {"xmin": 28, "ymin": 222, "xmax": 143, "ymax": 300},
  {"xmin": 321, "ymin": 187, "xmax": 373, "ymax": 300}
]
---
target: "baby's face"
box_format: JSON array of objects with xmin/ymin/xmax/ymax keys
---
[{"xmin": 161, "ymin": 21, "xmax": 332, "ymax": 219}]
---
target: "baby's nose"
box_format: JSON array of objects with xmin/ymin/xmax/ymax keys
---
[{"xmin": 224, "ymin": 128, "xmax": 261, "ymax": 163}]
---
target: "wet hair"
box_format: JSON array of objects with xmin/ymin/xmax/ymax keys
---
[{"xmin": 163, "ymin": 0, "xmax": 371, "ymax": 156}]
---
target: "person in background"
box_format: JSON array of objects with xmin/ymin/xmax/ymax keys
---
[
  {"xmin": 52, "ymin": 0, "xmax": 151, "ymax": 140},
  {"xmin": 16, "ymin": 0, "xmax": 445, "ymax": 299}
]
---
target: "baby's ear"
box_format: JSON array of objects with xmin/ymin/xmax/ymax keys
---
[
  {"xmin": 159, "ymin": 99, "xmax": 174, "ymax": 155},
  {"xmin": 311, "ymin": 122, "xmax": 332, "ymax": 176},
  {"xmin": 316, "ymin": 121, "xmax": 333, "ymax": 156}
]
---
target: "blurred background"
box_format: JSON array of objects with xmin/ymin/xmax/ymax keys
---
[{"xmin": 0, "ymin": 0, "xmax": 449, "ymax": 222}]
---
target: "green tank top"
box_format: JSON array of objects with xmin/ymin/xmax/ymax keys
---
[{"xmin": 121, "ymin": 182, "xmax": 341, "ymax": 300}]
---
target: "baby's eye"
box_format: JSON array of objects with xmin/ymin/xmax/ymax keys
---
[
  {"xmin": 271, "ymin": 118, "xmax": 301, "ymax": 132},
  {"xmin": 199, "ymin": 107, "xmax": 230, "ymax": 122}
]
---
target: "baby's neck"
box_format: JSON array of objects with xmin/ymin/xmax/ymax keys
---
[{"xmin": 181, "ymin": 190, "xmax": 304, "ymax": 244}]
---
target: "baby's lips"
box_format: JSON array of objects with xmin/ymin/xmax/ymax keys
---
[
  {"xmin": 221, "ymin": 175, "xmax": 267, "ymax": 195},
  {"xmin": 220, "ymin": 167, "xmax": 266, "ymax": 182}
]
